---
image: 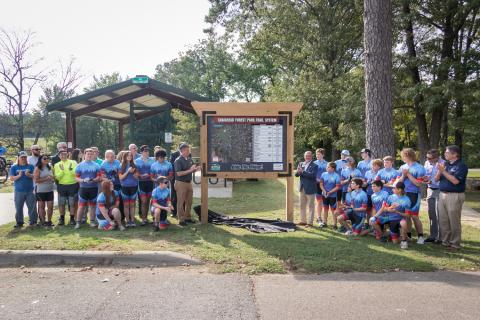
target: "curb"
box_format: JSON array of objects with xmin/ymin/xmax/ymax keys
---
[{"xmin": 0, "ymin": 250, "xmax": 202, "ymax": 268}]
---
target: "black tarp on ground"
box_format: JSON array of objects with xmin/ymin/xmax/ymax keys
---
[{"xmin": 193, "ymin": 206, "xmax": 296, "ymax": 233}]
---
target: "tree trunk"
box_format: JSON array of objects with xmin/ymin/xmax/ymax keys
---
[
  {"xmin": 402, "ymin": 0, "xmax": 430, "ymax": 161},
  {"xmin": 364, "ymin": 0, "xmax": 395, "ymax": 159}
]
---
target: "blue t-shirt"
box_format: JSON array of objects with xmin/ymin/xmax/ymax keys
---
[
  {"xmin": 133, "ymin": 153, "xmax": 141, "ymax": 160},
  {"xmin": 9, "ymin": 164, "xmax": 34, "ymax": 192},
  {"xmin": 75, "ymin": 161, "xmax": 101, "ymax": 188},
  {"xmin": 320, "ymin": 172, "xmax": 341, "ymax": 198},
  {"xmin": 100, "ymin": 160, "xmax": 121, "ymax": 186},
  {"xmin": 398, "ymin": 162, "xmax": 426, "ymax": 194},
  {"xmin": 424, "ymin": 160, "xmax": 444, "ymax": 189},
  {"xmin": 0, "ymin": 146, "xmax": 6, "ymax": 156},
  {"xmin": 376, "ymin": 168, "xmax": 398, "ymax": 194},
  {"xmin": 151, "ymin": 160, "xmax": 173, "ymax": 180},
  {"xmin": 151, "ymin": 187, "xmax": 170, "ymax": 207},
  {"xmin": 344, "ymin": 189, "xmax": 368, "ymax": 217},
  {"xmin": 384, "ymin": 194, "xmax": 411, "ymax": 221},
  {"xmin": 439, "ymin": 159, "xmax": 468, "ymax": 193},
  {"xmin": 135, "ymin": 157, "xmax": 155, "ymax": 181},
  {"xmin": 371, "ymin": 190, "xmax": 389, "ymax": 213},
  {"xmin": 314, "ymin": 159, "xmax": 328, "ymax": 182},
  {"xmin": 95, "ymin": 190, "xmax": 120, "ymax": 219},
  {"xmin": 364, "ymin": 169, "xmax": 379, "ymax": 195},
  {"xmin": 334, "ymin": 159, "xmax": 347, "ymax": 175},
  {"xmin": 120, "ymin": 163, "xmax": 138, "ymax": 187},
  {"xmin": 357, "ymin": 159, "xmax": 372, "ymax": 178},
  {"xmin": 340, "ymin": 167, "xmax": 362, "ymax": 192}
]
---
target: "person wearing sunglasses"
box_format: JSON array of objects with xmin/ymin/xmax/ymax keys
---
[
  {"xmin": 423, "ymin": 149, "xmax": 444, "ymax": 243},
  {"xmin": 33, "ymin": 155, "xmax": 55, "ymax": 226},
  {"xmin": 28, "ymin": 145, "xmax": 42, "ymax": 166}
]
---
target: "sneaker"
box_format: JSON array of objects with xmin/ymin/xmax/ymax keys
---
[
  {"xmin": 338, "ymin": 226, "xmax": 347, "ymax": 233},
  {"xmin": 153, "ymin": 225, "xmax": 160, "ymax": 232},
  {"xmin": 380, "ymin": 236, "xmax": 388, "ymax": 243},
  {"xmin": 179, "ymin": 221, "xmax": 187, "ymax": 227},
  {"xmin": 69, "ymin": 218, "xmax": 76, "ymax": 226},
  {"xmin": 81, "ymin": 218, "xmax": 87, "ymax": 225},
  {"xmin": 13, "ymin": 223, "xmax": 24, "ymax": 229},
  {"xmin": 332, "ymin": 225, "xmax": 338, "ymax": 230},
  {"xmin": 424, "ymin": 237, "xmax": 435, "ymax": 243},
  {"xmin": 185, "ymin": 219, "xmax": 195, "ymax": 224},
  {"xmin": 58, "ymin": 218, "xmax": 65, "ymax": 226},
  {"xmin": 417, "ymin": 236, "xmax": 425, "ymax": 245},
  {"xmin": 89, "ymin": 221, "xmax": 98, "ymax": 228},
  {"xmin": 130, "ymin": 221, "xmax": 136, "ymax": 227},
  {"xmin": 400, "ymin": 241, "xmax": 408, "ymax": 249},
  {"xmin": 74, "ymin": 223, "xmax": 81, "ymax": 230},
  {"xmin": 344, "ymin": 230, "xmax": 353, "ymax": 236},
  {"xmin": 46, "ymin": 221, "xmax": 54, "ymax": 227},
  {"xmin": 118, "ymin": 225, "xmax": 126, "ymax": 231},
  {"xmin": 140, "ymin": 220, "xmax": 147, "ymax": 226}
]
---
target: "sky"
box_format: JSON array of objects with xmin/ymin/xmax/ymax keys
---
[{"xmin": 0, "ymin": 0, "xmax": 212, "ymax": 101}]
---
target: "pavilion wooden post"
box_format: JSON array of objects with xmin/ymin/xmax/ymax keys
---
[
  {"xmin": 118, "ymin": 122, "xmax": 125, "ymax": 150},
  {"xmin": 65, "ymin": 112, "xmax": 76, "ymax": 150},
  {"xmin": 191, "ymin": 102, "xmax": 302, "ymax": 224}
]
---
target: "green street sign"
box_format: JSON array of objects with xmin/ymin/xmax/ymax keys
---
[{"xmin": 132, "ymin": 76, "xmax": 149, "ymax": 84}]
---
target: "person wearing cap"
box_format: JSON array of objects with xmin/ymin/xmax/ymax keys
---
[
  {"xmin": 51, "ymin": 142, "xmax": 67, "ymax": 167},
  {"xmin": 9, "ymin": 151, "xmax": 37, "ymax": 228},
  {"xmin": 397, "ymin": 148, "xmax": 426, "ymax": 244},
  {"xmin": 151, "ymin": 176, "xmax": 174, "ymax": 231},
  {"xmin": 174, "ymin": 142, "xmax": 199, "ymax": 226},
  {"xmin": 135, "ymin": 145, "xmax": 155, "ymax": 225},
  {"xmin": 423, "ymin": 149, "xmax": 444, "ymax": 243},
  {"xmin": 54, "ymin": 149, "xmax": 78, "ymax": 225},
  {"xmin": 295, "ymin": 151, "xmax": 318, "ymax": 226},
  {"xmin": 129, "ymin": 143, "xmax": 141, "ymax": 160},
  {"xmin": 357, "ymin": 148, "xmax": 372, "ymax": 178},
  {"xmin": 435, "ymin": 145, "xmax": 468, "ymax": 250},
  {"xmin": 27, "ymin": 145, "xmax": 42, "ymax": 166},
  {"xmin": 335, "ymin": 150, "xmax": 350, "ymax": 202}
]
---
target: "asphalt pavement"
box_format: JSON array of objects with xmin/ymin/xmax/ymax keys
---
[{"xmin": 0, "ymin": 267, "xmax": 478, "ymax": 320}]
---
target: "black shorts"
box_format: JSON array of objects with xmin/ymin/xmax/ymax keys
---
[
  {"xmin": 138, "ymin": 180, "xmax": 154, "ymax": 195},
  {"xmin": 57, "ymin": 183, "xmax": 79, "ymax": 198},
  {"xmin": 406, "ymin": 192, "xmax": 418, "ymax": 207},
  {"xmin": 322, "ymin": 197, "xmax": 338, "ymax": 209},
  {"xmin": 36, "ymin": 191, "xmax": 54, "ymax": 202},
  {"xmin": 367, "ymin": 195, "xmax": 372, "ymax": 209},
  {"xmin": 79, "ymin": 187, "xmax": 98, "ymax": 203},
  {"xmin": 337, "ymin": 190, "xmax": 343, "ymax": 201}
]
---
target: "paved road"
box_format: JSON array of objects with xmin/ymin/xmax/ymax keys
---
[{"xmin": 0, "ymin": 268, "xmax": 478, "ymax": 320}]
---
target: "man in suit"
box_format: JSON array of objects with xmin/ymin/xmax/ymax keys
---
[{"xmin": 295, "ymin": 151, "xmax": 318, "ymax": 226}]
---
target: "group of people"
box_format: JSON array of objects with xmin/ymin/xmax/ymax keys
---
[
  {"xmin": 9, "ymin": 141, "xmax": 200, "ymax": 231},
  {"xmin": 296, "ymin": 146, "xmax": 468, "ymax": 250}
]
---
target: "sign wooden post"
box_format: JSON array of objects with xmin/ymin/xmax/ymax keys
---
[{"xmin": 191, "ymin": 102, "xmax": 302, "ymax": 224}]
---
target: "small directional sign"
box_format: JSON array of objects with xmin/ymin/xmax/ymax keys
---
[{"xmin": 132, "ymin": 76, "xmax": 149, "ymax": 84}]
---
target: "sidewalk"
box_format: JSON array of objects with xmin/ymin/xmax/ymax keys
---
[{"xmin": 0, "ymin": 267, "xmax": 478, "ymax": 320}]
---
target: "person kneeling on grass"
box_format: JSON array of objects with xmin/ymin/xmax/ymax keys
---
[
  {"xmin": 151, "ymin": 176, "xmax": 174, "ymax": 232},
  {"xmin": 96, "ymin": 180, "xmax": 125, "ymax": 231},
  {"xmin": 337, "ymin": 178, "xmax": 368, "ymax": 235},
  {"xmin": 370, "ymin": 181, "xmax": 411, "ymax": 248}
]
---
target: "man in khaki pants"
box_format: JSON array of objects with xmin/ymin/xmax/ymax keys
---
[
  {"xmin": 295, "ymin": 151, "xmax": 318, "ymax": 226},
  {"xmin": 173, "ymin": 143, "xmax": 199, "ymax": 226},
  {"xmin": 435, "ymin": 145, "xmax": 468, "ymax": 250}
]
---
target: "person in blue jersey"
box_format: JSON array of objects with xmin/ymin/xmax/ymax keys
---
[
  {"xmin": 337, "ymin": 178, "xmax": 368, "ymax": 235},
  {"xmin": 96, "ymin": 180, "xmax": 125, "ymax": 231},
  {"xmin": 363, "ymin": 158, "xmax": 382, "ymax": 219},
  {"xmin": 357, "ymin": 148, "xmax": 372, "ymax": 178},
  {"xmin": 370, "ymin": 181, "xmax": 411, "ymax": 247},
  {"xmin": 368, "ymin": 180, "xmax": 390, "ymax": 241},
  {"xmin": 119, "ymin": 151, "xmax": 139, "ymax": 227},
  {"xmin": 423, "ymin": 149, "xmax": 444, "ymax": 243},
  {"xmin": 334, "ymin": 150, "xmax": 350, "ymax": 202},
  {"xmin": 397, "ymin": 148, "xmax": 426, "ymax": 244},
  {"xmin": 129, "ymin": 143, "xmax": 141, "ymax": 160},
  {"xmin": 9, "ymin": 151, "xmax": 37, "ymax": 228},
  {"xmin": 101, "ymin": 150, "xmax": 123, "ymax": 221},
  {"xmin": 91, "ymin": 146, "xmax": 103, "ymax": 166},
  {"xmin": 136, "ymin": 145, "xmax": 155, "ymax": 226},
  {"xmin": 74, "ymin": 148, "xmax": 102, "ymax": 229},
  {"xmin": 151, "ymin": 176, "xmax": 174, "ymax": 232},
  {"xmin": 340, "ymin": 157, "xmax": 362, "ymax": 204},
  {"xmin": 319, "ymin": 162, "xmax": 341, "ymax": 228},
  {"xmin": 150, "ymin": 149, "xmax": 174, "ymax": 184},
  {"xmin": 376, "ymin": 156, "xmax": 398, "ymax": 194},
  {"xmin": 314, "ymin": 148, "xmax": 328, "ymax": 226}
]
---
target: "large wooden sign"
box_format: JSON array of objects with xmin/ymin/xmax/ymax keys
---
[{"xmin": 192, "ymin": 102, "xmax": 303, "ymax": 224}]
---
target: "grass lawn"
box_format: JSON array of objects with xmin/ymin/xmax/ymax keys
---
[
  {"xmin": 0, "ymin": 179, "xmax": 479, "ymax": 274},
  {"xmin": 468, "ymin": 169, "xmax": 480, "ymax": 178},
  {"xmin": 0, "ymin": 180, "xmax": 13, "ymax": 193}
]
